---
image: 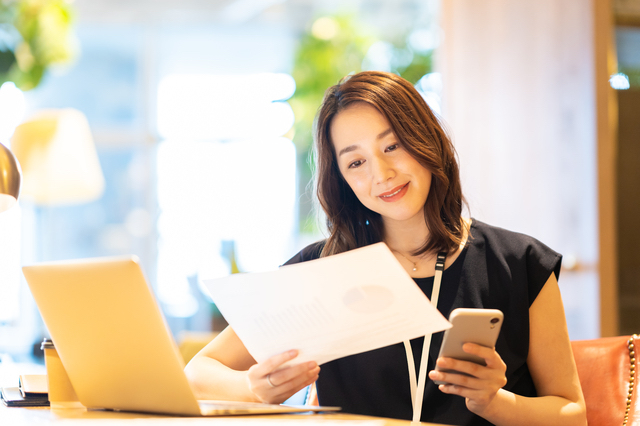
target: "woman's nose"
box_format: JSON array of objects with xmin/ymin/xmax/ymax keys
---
[{"xmin": 371, "ymin": 155, "xmax": 394, "ymax": 184}]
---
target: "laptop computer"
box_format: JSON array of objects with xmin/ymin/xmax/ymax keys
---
[{"xmin": 22, "ymin": 255, "xmax": 339, "ymax": 416}]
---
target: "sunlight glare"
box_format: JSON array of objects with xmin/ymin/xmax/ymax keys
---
[
  {"xmin": 609, "ymin": 73, "xmax": 630, "ymax": 90},
  {"xmin": 157, "ymin": 73, "xmax": 296, "ymax": 140},
  {"xmin": 311, "ymin": 17, "xmax": 339, "ymax": 40},
  {"xmin": 156, "ymin": 138, "xmax": 296, "ymax": 310},
  {"xmin": 0, "ymin": 82, "xmax": 26, "ymax": 142}
]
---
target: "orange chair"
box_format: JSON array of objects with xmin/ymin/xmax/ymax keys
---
[{"xmin": 571, "ymin": 334, "xmax": 639, "ymax": 426}]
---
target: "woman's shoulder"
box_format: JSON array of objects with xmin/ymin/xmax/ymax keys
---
[
  {"xmin": 468, "ymin": 218, "xmax": 562, "ymax": 278},
  {"xmin": 469, "ymin": 218, "xmax": 557, "ymax": 254},
  {"xmin": 281, "ymin": 240, "xmax": 326, "ymax": 266}
]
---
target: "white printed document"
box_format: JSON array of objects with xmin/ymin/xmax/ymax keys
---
[{"xmin": 202, "ymin": 242, "xmax": 451, "ymax": 366}]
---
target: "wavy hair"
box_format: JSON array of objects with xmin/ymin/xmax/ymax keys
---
[{"xmin": 314, "ymin": 71, "xmax": 467, "ymax": 257}]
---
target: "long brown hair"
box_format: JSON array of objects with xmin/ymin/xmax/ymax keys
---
[{"xmin": 314, "ymin": 71, "xmax": 467, "ymax": 257}]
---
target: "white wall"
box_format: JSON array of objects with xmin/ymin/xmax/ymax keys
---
[{"xmin": 439, "ymin": 0, "xmax": 600, "ymax": 339}]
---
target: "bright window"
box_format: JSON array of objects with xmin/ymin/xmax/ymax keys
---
[{"xmin": 156, "ymin": 73, "xmax": 297, "ymax": 318}]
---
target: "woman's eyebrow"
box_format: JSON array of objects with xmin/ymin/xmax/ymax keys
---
[
  {"xmin": 338, "ymin": 128, "xmax": 394, "ymax": 157},
  {"xmin": 338, "ymin": 145, "xmax": 359, "ymax": 157},
  {"xmin": 377, "ymin": 128, "xmax": 393, "ymax": 140}
]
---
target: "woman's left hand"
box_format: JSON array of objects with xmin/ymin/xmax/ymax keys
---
[{"xmin": 428, "ymin": 343, "xmax": 507, "ymax": 416}]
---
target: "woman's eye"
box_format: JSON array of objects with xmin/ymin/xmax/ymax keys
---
[
  {"xmin": 386, "ymin": 144, "xmax": 399, "ymax": 152},
  {"xmin": 348, "ymin": 160, "xmax": 363, "ymax": 169}
]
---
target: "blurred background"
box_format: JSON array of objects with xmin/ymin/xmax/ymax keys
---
[{"xmin": 0, "ymin": 0, "xmax": 638, "ymax": 365}]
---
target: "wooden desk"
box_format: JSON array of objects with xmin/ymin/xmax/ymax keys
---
[
  {"xmin": 0, "ymin": 363, "xmax": 448, "ymax": 425},
  {"xmin": 0, "ymin": 404, "xmax": 447, "ymax": 425}
]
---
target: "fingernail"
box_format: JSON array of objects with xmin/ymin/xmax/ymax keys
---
[
  {"xmin": 288, "ymin": 349, "xmax": 298, "ymax": 357},
  {"xmin": 307, "ymin": 361, "xmax": 317, "ymax": 369}
]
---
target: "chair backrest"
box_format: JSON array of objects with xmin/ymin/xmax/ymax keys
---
[{"xmin": 571, "ymin": 334, "xmax": 638, "ymax": 426}]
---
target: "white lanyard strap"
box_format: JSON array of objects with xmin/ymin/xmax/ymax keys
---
[{"xmin": 404, "ymin": 252, "xmax": 446, "ymax": 423}]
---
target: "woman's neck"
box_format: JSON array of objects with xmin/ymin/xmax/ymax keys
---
[
  {"xmin": 382, "ymin": 214, "xmax": 431, "ymax": 255},
  {"xmin": 382, "ymin": 216, "xmax": 470, "ymax": 278}
]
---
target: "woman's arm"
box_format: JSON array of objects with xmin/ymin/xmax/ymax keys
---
[
  {"xmin": 429, "ymin": 273, "xmax": 587, "ymax": 426},
  {"xmin": 184, "ymin": 326, "xmax": 320, "ymax": 403}
]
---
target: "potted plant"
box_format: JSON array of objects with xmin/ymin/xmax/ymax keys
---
[{"xmin": 0, "ymin": 0, "xmax": 77, "ymax": 91}]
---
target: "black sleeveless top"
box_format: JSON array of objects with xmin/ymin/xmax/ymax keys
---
[{"xmin": 283, "ymin": 219, "xmax": 562, "ymax": 426}]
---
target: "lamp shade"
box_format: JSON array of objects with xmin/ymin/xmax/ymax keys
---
[
  {"xmin": 0, "ymin": 142, "xmax": 21, "ymax": 212},
  {"xmin": 10, "ymin": 108, "xmax": 105, "ymax": 206}
]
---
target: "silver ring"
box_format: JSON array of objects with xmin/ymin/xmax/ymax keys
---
[{"xmin": 266, "ymin": 374, "xmax": 276, "ymax": 388}]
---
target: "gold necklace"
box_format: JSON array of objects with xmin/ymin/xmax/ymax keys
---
[{"xmin": 393, "ymin": 250, "xmax": 420, "ymax": 272}]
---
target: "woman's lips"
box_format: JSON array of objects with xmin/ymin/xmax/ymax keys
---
[{"xmin": 378, "ymin": 183, "xmax": 409, "ymax": 202}]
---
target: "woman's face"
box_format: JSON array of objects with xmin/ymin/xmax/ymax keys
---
[{"xmin": 330, "ymin": 102, "xmax": 432, "ymax": 228}]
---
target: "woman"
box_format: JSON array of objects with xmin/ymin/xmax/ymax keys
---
[{"xmin": 185, "ymin": 71, "xmax": 586, "ymax": 425}]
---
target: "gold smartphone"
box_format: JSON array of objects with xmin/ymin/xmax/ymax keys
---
[{"xmin": 433, "ymin": 308, "xmax": 503, "ymax": 385}]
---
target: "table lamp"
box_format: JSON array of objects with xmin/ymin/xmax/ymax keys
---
[
  {"xmin": 10, "ymin": 108, "xmax": 105, "ymax": 206},
  {"xmin": 0, "ymin": 142, "xmax": 21, "ymax": 212}
]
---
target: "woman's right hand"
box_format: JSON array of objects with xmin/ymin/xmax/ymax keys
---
[{"xmin": 246, "ymin": 349, "xmax": 320, "ymax": 404}]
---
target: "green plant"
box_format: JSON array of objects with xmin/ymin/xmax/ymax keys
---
[
  {"xmin": 290, "ymin": 15, "xmax": 373, "ymax": 154},
  {"xmin": 0, "ymin": 0, "xmax": 77, "ymax": 91}
]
